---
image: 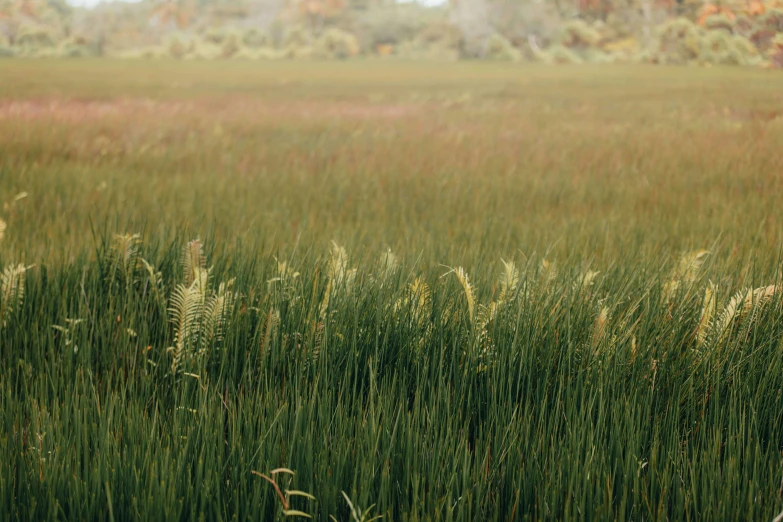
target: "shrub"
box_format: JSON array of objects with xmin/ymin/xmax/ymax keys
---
[
  {"xmin": 313, "ymin": 28, "xmax": 360, "ymax": 60},
  {"xmin": 558, "ymin": 20, "xmax": 601, "ymax": 50},
  {"xmin": 416, "ymin": 21, "xmax": 463, "ymax": 50},
  {"xmin": 280, "ymin": 26, "xmax": 311, "ymax": 59},
  {"xmin": 605, "ymin": 12, "xmax": 636, "ymax": 39},
  {"xmin": 281, "ymin": 45, "xmax": 314, "ymax": 60},
  {"xmin": 703, "ymin": 13, "xmax": 735, "ymax": 33},
  {"xmin": 354, "ymin": 4, "xmax": 431, "ymax": 50},
  {"xmin": 375, "ymin": 43, "xmax": 394, "ymax": 56},
  {"xmin": 758, "ymin": 8, "xmax": 783, "ymax": 32},
  {"xmin": 767, "ymin": 33, "xmax": 783, "ymax": 67},
  {"xmin": 633, "ymin": 48, "xmax": 655, "ymax": 63},
  {"xmin": 282, "ymin": 26, "xmax": 310, "ymax": 48},
  {"xmin": 16, "ymin": 25, "xmax": 56, "ymax": 48},
  {"xmin": 484, "ymin": 32, "xmax": 521, "ymax": 61},
  {"xmin": 219, "ymin": 29, "xmax": 244, "ymax": 58},
  {"xmin": 232, "ymin": 46, "xmax": 281, "ymax": 60},
  {"xmin": 58, "ymin": 46, "xmax": 92, "ymax": 58},
  {"xmin": 185, "ymin": 42, "xmax": 223, "ymax": 60},
  {"xmin": 231, "ymin": 47, "xmax": 258, "ymax": 60},
  {"xmin": 700, "ymin": 31, "xmax": 760, "ymax": 65},
  {"xmin": 116, "ymin": 47, "xmax": 167, "ymax": 59},
  {"xmin": 140, "ymin": 46, "xmax": 167, "ymax": 59},
  {"xmin": 396, "ymin": 39, "xmax": 460, "ymax": 61},
  {"xmin": 590, "ymin": 20, "xmax": 624, "ymax": 49},
  {"xmin": 31, "ymin": 47, "xmax": 61, "ymax": 58},
  {"xmin": 602, "ymin": 36, "xmax": 640, "ymax": 60},
  {"xmin": 583, "ymin": 47, "xmax": 614, "ymax": 63},
  {"xmin": 537, "ymin": 45, "xmax": 584, "ymax": 64},
  {"xmin": 730, "ymin": 34, "xmax": 761, "ymax": 58},
  {"xmin": 58, "ymin": 36, "xmax": 98, "ymax": 58},
  {"xmin": 654, "ymin": 17, "xmax": 703, "ymax": 64},
  {"xmin": 733, "ymin": 15, "xmax": 757, "ymax": 37},
  {"xmin": 242, "ymin": 28, "xmax": 273, "ymax": 49},
  {"xmin": 490, "ymin": 0, "xmax": 562, "ymax": 50},
  {"xmin": 201, "ymin": 26, "xmax": 228, "ymax": 45},
  {"xmin": 391, "ymin": 21, "xmax": 462, "ymax": 60},
  {"xmin": 164, "ymin": 33, "xmax": 195, "ymax": 59}
]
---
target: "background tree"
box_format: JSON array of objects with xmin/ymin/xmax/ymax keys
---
[{"xmin": 449, "ymin": 0, "xmax": 491, "ymax": 56}]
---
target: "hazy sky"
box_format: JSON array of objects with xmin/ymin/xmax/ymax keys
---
[
  {"xmin": 66, "ymin": 0, "xmax": 446, "ymax": 8},
  {"xmin": 67, "ymin": 0, "xmax": 136, "ymax": 7}
]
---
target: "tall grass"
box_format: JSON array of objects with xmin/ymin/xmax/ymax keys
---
[{"xmin": 1, "ymin": 62, "xmax": 783, "ymax": 520}]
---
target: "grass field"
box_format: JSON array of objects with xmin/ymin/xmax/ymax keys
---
[{"xmin": 1, "ymin": 60, "xmax": 783, "ymax": 521}]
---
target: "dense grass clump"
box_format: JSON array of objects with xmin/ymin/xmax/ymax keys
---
[
  {"xmin": 2, "ymin": 235, "xmax": 783, "ymax": 521},
  {"xmin": 1, "ymin": 62, "xmax": 783, "ymax": 521}
]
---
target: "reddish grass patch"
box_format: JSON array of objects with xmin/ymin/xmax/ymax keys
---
[{"xmin": 0, "ymin": 98, "xmax": 423, "ymax": 124}]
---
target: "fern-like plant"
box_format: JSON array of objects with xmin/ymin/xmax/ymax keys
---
[
  {"xmin": 108, "ymin": 233, "xmax": 142, "ymax": 285},
  {"xmin": 711, "ymin": 284, "xmax": 779, "ymax": 346},
  {"xmin": 696, "ymin": 281, "xmax": 717, "ymax": 346},
  {"xmin": 473, "ymin": 261, "xmax": 521, "ymax": 370},
  {"xmin": 376, "ymin": 249, "xmax": 399, "ymax": 288},
  {"xmin": 168, "ymin": 280, "xmax": 204, "ymax": 375},
  {"xmin": 202, "ymin": 278, "xmax": 236, "ymax": 347},
  {"xmin": 0, "ymin": 263, "xmax": 29, "ymax": 327},
  {"xmin": 320, "ymin": 241, "xmax": 357, "ymax": 320},
  {"xmin": 390, "ymin": 277, "xmax": 433, "ymax": 357},
  {"xmin": 497, "ymin": 259, "xmax": 519, "ymax": 304},
  {"xmin": 539, "ymin": 259, "xmax": 557, "ymax": 286},
  {"xmin": 663, "ymin": 250, "xmax": 709, "ymax": 301},
  {"xmin": 592, "ymin": 305, "xmax": 611, "ymax": 352},
  {"xmin": 450, "ymin": 266, "xmax": 475, "ymax": 326},
  {"xmin": 449, "ymin": 266, "xmax": 505, "ymax": 372},
  {"xmin": 141, "ymin": 258, "xmax": 166, "ymax": 309},
  {"xmin": 182, "ymin": 238, "xmax": 206, "ymax": 286},
  {"xmin": 167, "ymin": 241, "xmax": 236, "ymax": 376},
  {"xmin": 574, "ymin": 269, "xmax": 600, "ymax": 292},
  {"xmin": 259, "ymin": 307, "xmax": 280, "ymax": 358},
  {"xmin": 267, "ymin": 258, "xmax": 301, "ymax": 304}
]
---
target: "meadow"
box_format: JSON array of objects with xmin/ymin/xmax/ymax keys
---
[{"xmin": 1, "ymin": 60, "xmax": 783, "ymax": 521}]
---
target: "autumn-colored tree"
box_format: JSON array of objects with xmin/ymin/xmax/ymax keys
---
[
  {"xmin": 0, "ymin": 0, "xmax": 39, "ymax": 45},
  {"xmin": 149, "ymin": 0, "xmax": 196, "ymax": 31},
  {"xmin": 697, "ymin": 3, "xmax": 737, "ymax": 25},
  {"xmin": 283, "ymin": 0, "xmax": 345, "ymax": 38},
  {"xmin": 449, "ymin": 0, "xmax": 490, "ymax": 56}
]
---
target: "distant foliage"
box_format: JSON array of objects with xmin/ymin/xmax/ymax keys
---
[
  {"xmin": 313, "ymin": 27, "xmax": 360, "ymax": 59},
  {"xmin": 354, "ymin": 4, "xmax": 431, "ymax": 50},
  {"xmin": 484, "ymin": 32, "xmax": 521, "ymax": 61},
  {"xmin": 1, "ymin": 0, "xmax": 783, "ymax": 66}
]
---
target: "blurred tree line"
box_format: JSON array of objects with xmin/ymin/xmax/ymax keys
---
[{"xmin": 0, "ymin": 0, "xmax": 782, "ymax": 66}]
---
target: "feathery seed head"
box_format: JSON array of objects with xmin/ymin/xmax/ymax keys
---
[
  {"xmin": 451, "ymin": 266, "xmax": 475, "ymax": 324},
  {"xmin": 328, "ymin": 241, "xmax": 349, "ymax": 287},
  {"xmin": 677, "ymin": 250, "xmax": 709, "ymax": 283},
  {"xmin": 377, "ymin": 249, "xmax": 399, "ymax": 286},
  {"xmin": 182, "ymin": 238, "xmax": 206, "ymax": 285},
  {"xmin": 1, "ymin": 263, "xmax": 29, "ymax": 325},
  {"xmin": 697, "ymin": 281, "xmax": 717, "ymax": 346},
  {"xmin": 539, "ymin": 259, "xmax": 557, "ymax": 285},
  {"xmin": 109, "ymin": 233, "xmax": 142, "ymax": 283},
  {"xmin": 497, "ymin": 259, "xmax": 519, "ymax": 304}
]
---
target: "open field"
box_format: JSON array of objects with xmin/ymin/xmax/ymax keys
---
[{"xmin": 1, "ymin": 61, "xmax": 783, "ymax": 521}]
